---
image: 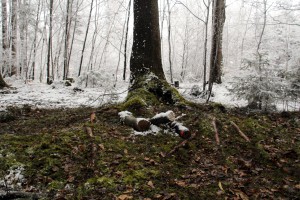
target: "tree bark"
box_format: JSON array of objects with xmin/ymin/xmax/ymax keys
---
[
  {"xmin": 63, "ymin": 0, "xmax": 71, "ymax": 80},
  {"xmin": 46, "ymin": 0, "xmax": 53, "ymax": 84},
  {"xmin": 11, "ymin": 0, "xmax": 18, "ymax": 76},
  {"xmin": 130, "ymin": 0, "xmax": 165, "ymax": 84},
  {"xmin": 208, "ymin": 0, "xmax": 226, "ymax": 85},
  {"xmin": 1, "ymin": 0, "xmax": 9, "ymax": 76},
  {"xmin": 123, "ymin": 0, "xmax": 132, "ymax": 81},
  {"xmin": 78, "ymin": 0, "xmax": 94, "ymax": 77}
]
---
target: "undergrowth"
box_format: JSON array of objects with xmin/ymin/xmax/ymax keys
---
[{"xmin": 0, "ymin": 104, "xmax": 299, "ymax": 199}]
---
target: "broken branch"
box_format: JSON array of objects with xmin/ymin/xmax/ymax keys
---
[
  {"xmin": 230, "ymin": 121, "xmax": 250, "ymax": 142},
  {"xmin": 212, "ymin": 117, "xmax": 220, "ymax": 145}
]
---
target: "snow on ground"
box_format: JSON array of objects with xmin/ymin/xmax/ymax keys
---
[
  {"xmin": 0, "ymin": 77, "xmax": 298, "ymax": 112},
  {"xmin": 0, "ymin": 78, "xmax": 128, "ymax": 112}
]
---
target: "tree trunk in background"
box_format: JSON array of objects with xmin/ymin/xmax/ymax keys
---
[
  {"xmin": 130, "ymin": 0, "xmax": 165, "ymax": 85},
  {"xmin": 78, "ymin": 0, "xmax": 94, "ymax": 77},
  {"xmin": 202, "ymin": 0, "xmax": 211, "ymax": 91},
  {"xmin": 123, "ymin": 0, "xmax": 132, "ymax": 80},
  {"xmin": 11, "ymin": 0, "xmax": 18, "ymax": 76},
  {"xmin": 0, "ymin": 72, "xmax": 8, "ymax": 88},
  {"xmin": 46, "ymin": 0, "xmax": 53, "ymax": 84},
  {"xmin": 207, "ymin": 0, "xmax": 226, "ymax": 102},
  {"xmin": 19, "ymin": 0, "xmax": 29, "ymax": 79},
  {"xmin": 167, "ymin": 0, "xmax": 173, "ymax": 83},
  {"xmin": 30, "ymin": 0, "xmax": 41, "ymax": 80},
  {"xmin": 1, "ymin": 0, "xmax": 9, "ymax": 76},
  {"xmin": 209, "ymin": 0, "xmax": 225, "ymax": 85},
  {"xmin": 63, "ymin": 0, "xmax": 71, "ymax": 80}
]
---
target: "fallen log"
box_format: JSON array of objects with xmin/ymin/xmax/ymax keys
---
[
  {"xmin": 150, "ymin": 110, "xmax": 175, "ymax": 126},
  {"xmin": 119, "ymin": 111, "xmax": 151, "ymax": 132},
  {"xmin": 170, "ymin": 121, "xmax": 191, "ymax": 139},
  {"xmin": 0, "ymin": 190, "xmax": 43, "ymax": 200},
  {"xmin": 123, "ymin": 115, "xmax": 151, "ymax": 132}
]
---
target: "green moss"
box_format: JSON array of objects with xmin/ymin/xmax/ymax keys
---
[{"xmin": 48, "ymin": 180, "xmax": 65, "ymax": 190}]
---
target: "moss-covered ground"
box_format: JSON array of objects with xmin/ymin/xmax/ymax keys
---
[{"xmin": 0, "ymin": 103, "xmax": 299, "ymax": 199}]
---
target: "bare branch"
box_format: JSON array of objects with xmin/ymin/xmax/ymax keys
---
[{"xmin": 174, "ymin": 1, "xmax": 205, "ymax": 23}]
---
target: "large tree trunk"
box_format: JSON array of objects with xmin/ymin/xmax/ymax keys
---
[
  {"xmin": 130, "ymin": 0, "xmax": 165, "ymax": 84},
  {"xmin": 124, "ymin": 0, "xmax": 184, "ymax": 112}
]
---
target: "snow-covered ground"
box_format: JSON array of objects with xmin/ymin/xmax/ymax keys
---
[
  {"xmin": 0, "ymin": 78, "xmax": 128, "ymax": 112},
  {"xmin": 0, "ymin": 77, "xmax": 298, "ymax": 112}
]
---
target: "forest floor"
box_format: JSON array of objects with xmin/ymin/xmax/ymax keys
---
[{"xmin": 0, "ymin": 103, "xmax": 299, "ymax": 200}]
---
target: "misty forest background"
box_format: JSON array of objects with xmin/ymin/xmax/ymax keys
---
[{"xmin": 0, "ymin": 0, "xmax": 299, "ymax": 110}]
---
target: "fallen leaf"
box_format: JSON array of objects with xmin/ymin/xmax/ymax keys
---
[
  {"xmin": 153, "ymin": 194, "xmax": 162, "ymax": 199},
  {"xmin": 124, "ymin": 149, "xmax": 128, "ymax": 154},
  {"xmin": 118, "ymin": 194, "xmax": 133, "ymax": 200},
  {"xmin": 99, "ymin": 144, "xmax": 105, "ymax": 151},
  {"xmin": 295, "ymin": 184, "xmax": 300, "ymax": 189},
  {"xmin": 67, "ymin": 176, "xmax": 75, "ymax": 183},
  {"xmin": 90, "ymin": 112, "xmax": 96, "ymax": 123},
  {"xmin": 147, "ymin": 180, "xmax": 155, "ymax": 188},
  {"xmin": 175, "ymin": 180, "xmax": 186, "ymax": 187},
  {"xmin": 218, "ymin": 181, "xmax": 224, "ymax": 191},
  {"xmin": 233, "ymin": 189, "xmax": 249, "ymax": 200}
]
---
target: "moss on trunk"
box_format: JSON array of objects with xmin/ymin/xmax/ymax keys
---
[{"xmin": 121, "ymin": 73, "xmax": 185, "ymax": 113}]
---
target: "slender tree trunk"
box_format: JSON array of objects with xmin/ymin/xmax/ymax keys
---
[
  {"xmin": 1, "ymin": 0, "xmax": 9, "ymax": 76},
  {"xmin": 207, "ymin": 0, "xmax": 226, "ymax": 102},
  {"xmin": 28, "ymin": 0, "xmax": 41, "ymax": 80},
  {"xmin": 19, "ymin": 0, "xmax": 28, "ymax": 79},
  {"xmin": 167, "ymin": 0, "xmax": 173, "ymax": 83},
  {"xmin": 63, "ymin": 0, "xmax": 71, "ymax": 80},
  {"xmin": 202, "ymin": 0, "xmax": 211, "ymax": 91},
  {"xmin": 11, "ymin": 0, "xmax": 18, "ymax": 76},
  {"xmin": 68, "ymin": 0, "xmax": 82, "ymax": 72},
  {"xmin": 46, "ymin": 0, "xmax": 53, "ymax": 84},
  {"xmin": 0, "ymin": 0, "xmax": 9, "ymax": 88},
  {"xmin": 130, "ymin": 0, "xmax": 165, "ymax": 85},
  {"xmin": 209, "ymin": 0, "xmax": 225, "ymax": 84},
  {"xmin": 123, "ymin": 0, "xmax": 132, "ymax": 80},
  {"xmin": 78, "ymin": 0, "xmax": 94, "ymax": 77}
]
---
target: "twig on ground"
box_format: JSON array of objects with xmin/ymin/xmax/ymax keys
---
[
  {"xmin": 212, "ymin": 117, "xmax": 220, "ymax": 145},
  {"xmin": 230, "ymin": 121, "xmax": 250, "ymax": 142}
]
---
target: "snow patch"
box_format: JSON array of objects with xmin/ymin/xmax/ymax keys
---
[{"xmin": 0, "ymin": 166, "xmax": 26, "ymax": 189}]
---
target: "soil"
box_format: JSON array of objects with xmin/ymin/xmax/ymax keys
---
[{"xmin": 0, "ymin": 103, "xmax": 299, "ymax": 199}]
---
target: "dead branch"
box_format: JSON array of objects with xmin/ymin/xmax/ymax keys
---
[
  {"xmin": 230, "ymin": 121, "xmax": 250, "ymax": 142},
  {"xmin": 84, "ymin": 126, "xmax": 94, "ymax": 137},
  {"xmin": 212, "ymin": 117, "xmax": 220, "ymax": 145}
]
